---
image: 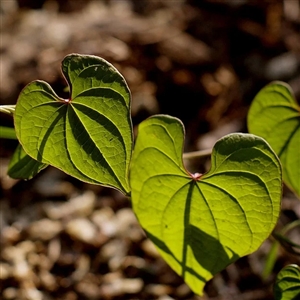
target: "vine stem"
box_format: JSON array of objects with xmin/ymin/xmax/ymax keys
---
[
  {"xmin": 183, "ymin": 149, "xmax": 212, "ymax": 159},
  {"xmin": 0, "ymin": 105, "xmax": 16, "ymax": 115},
  {"xmin": 272, "ymin": 219, "xmax": 300, "ymax": 255}
]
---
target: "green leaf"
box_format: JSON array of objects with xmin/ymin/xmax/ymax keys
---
[
  {"xmin": 274, "ymin": 264, "xmax": 300, "ymax": 300},
  {"xmin": 8, "ymin": 144, "xmax": 48, "ymax": 180},
  {"xmin": 130, "ymin": 115, "xmax": 282, "ymax": 295},
  {"xmin": 0, "ymin": 126, "xmax": 17, "ymax": 139},
  {"xmin": 14, "ymin": 54, "xmax": 133, "ymax": 194},
  {"xmin": 248, "ymin": 81, "xmax": 300, "ymax": 198}
]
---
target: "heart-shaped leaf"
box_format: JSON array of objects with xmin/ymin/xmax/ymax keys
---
[
  {"xmin": 274, "ymin": 264, "xmax": 300, "ymax": 300},
  {"xmin": 14, "ymin": 54, "xmax": 133, "ymax": 194},
  {"xmin": 8, "ymin": 144, "xmax": 48, "ymax": 180},
  {"xmin": 248, "ymin": 81, "xmax": 300, "ymax": 198},
  {"xmin": 129, "ymin": 115, "xmax": 282, "ymax": 295}
]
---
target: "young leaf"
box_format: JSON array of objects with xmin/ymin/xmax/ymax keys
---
[
  {"xmin": 248, "ymin": 81, "xmax": 300, "ymax": 198},
  {"xmin": 8, "ymin": 144, "xmax": 48, "ymax": 180},
  {"xmin": 14, "ymin": 54, "xmax": 133, "ymax": 194},
  {"xmin": 129, "ymin": 115, "xmax": 282, "ymax": 295},
  {"xmin": 274, "ymin": 264, "xmax": 300, "ymax": 300}
]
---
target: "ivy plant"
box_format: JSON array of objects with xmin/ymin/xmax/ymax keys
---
[{"xmin": 1, "ymin": 53, "xmax": 297, "ymax": 296}]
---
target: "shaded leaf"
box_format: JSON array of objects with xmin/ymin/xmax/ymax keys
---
[
  {"xmin": 130, "ymin": 115, "xmax": 282, "ymax": 295},
  {"xmin": 274, "ymin": 264, "xmax": 300, "ymax": 300},
  {"xmin": 8, "ymin": 144, "xmax": 48, "ymax": 180},
  {"xmin": 248, "ymin": 81, "xmax": 300, "ymax": 198},
  {"xmin": 14, "ymin": 54, "xmax": 133, "ymax": 194}
]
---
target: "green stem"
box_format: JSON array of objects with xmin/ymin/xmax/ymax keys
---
[
  {"xmin": 0, "ymin": 126, "xmax": 17, "ymax": 140},
  {"xmin": 183, "ymin": 149, "xmax": 212, "ymax": 159},
  {"xmin": 280, "ymin": 219, "xmax": 300, "ymax": 235},
  {"xmin": 272, "ymin": 220, "xmax": 300, "ymax": 255}
]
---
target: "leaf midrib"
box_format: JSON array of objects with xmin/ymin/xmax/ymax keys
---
[{"xmin": 68, "ymin": 105, "xmax": 128, "ymax": 192}]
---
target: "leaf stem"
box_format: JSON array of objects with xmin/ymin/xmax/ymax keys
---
[
  {"xmin": 0, "ymin": 105, "xmax": 16, "ymax": 115},
  {"xmin": 183, "ymin": 149, "xmax": 212, "ymax": 159},
  {"xmin": 0, "ymin": 126, "xmax": 17, "ymax": 140},
  {"xmin": 272, "ymin": 219, "xmax": 300, "ymax": 255}
]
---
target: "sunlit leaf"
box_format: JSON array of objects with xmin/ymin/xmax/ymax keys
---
[
  {"xmin": 248, "ymin": 81, "xmax": 300, "ymax": 198},
  {"xmin": 14, "ymin": 54, "xmax": 133, "ymax": 194},
  {"xmin": 130, "ymin": 115, "xmax": 282, "ymax": 295},
  {"xmin": 274, "ymin": 264, "xmax": 300, "ymax": 300}
]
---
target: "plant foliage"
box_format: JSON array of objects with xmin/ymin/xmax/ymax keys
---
[
  {"xmin": 274, "ymin": 264, "xmax": 300, "ymax": 300},
  {"xmin": 8, "ymin": 144, "xmax": 48, "ymax": 180},
  {"xmin": 130, "ymin": 115, "xmax": 282, "ymax": 295},
  {"xmin": 248, "ymin": 81, "xmax": 300, "ymax": 198},
  {"xmin": 13, "ymin": 54, "xmax": 133, "ymax": 194},
  {"xmin": 1, "ymin": 54, "xmax": 287, "ymax": 296}
]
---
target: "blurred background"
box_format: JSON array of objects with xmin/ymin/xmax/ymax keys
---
[{"xmin": 0, "ymin": 0, "xmax": 300, "ymax": 299}]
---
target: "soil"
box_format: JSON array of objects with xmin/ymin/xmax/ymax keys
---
[{"xmin": 1, "ymin": 1, "xmax": 300, "ymax": 299}]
